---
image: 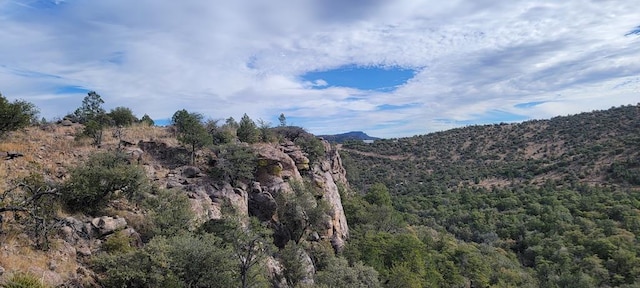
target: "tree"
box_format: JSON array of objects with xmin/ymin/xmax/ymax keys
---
[
  {"xmin": 209, "ymin": 144, "xmax": 257, "ymax": 184},
  {"xmin": 72, "ymin": 91, "xmax": 110, "ymax": 146},
  {"xmin": 237, "ymin": 113, "xmax": 260, "ymax": 143},
  {"xmin": 109, "ymin": 106, "xmax": 138, "ymax": 126},
  {"xmin": 0, "ymin": 93, "xmax": 39, "ymax": 136},
  {"xmin": 364, "ymin": 183, "xmax": 392, "ymax": 207},
  {"xmin": 82, "ymin": 114, "xmax": 112, "ymax": 146},
  {"xmin": 275, "ymin": 180, "xmax": 332, "ymax": 246},
  {"xmin": 140, "ymin": 114, "xmax": 155, "ymax": 126},
  {"xmin": 142, "ymin": 188, "xmax": 194, "ymax": 239},
  {"xmin": 73, "ymin": 91, "xmax": 105, "ymax": 124},
  {"xmin": 316, "ymin": 257, "xmax": 381, "ymax": 288},
  {"xmin": 279, "ymin": 242, "xmax": 309, "ymax": 288},
  {"xmin": 212, "ymin": 217, "xmax": 274, "ymax": 288},
  {"xmin": 206, "ymin": 119, "xmax": 235, "ymax": 145},
  {"xmin": 278, "ymin": 113, "xmax": 287, "ymax": 127},
  {"xmin": 172, "ymin": 109, "xmax": 212, "ymax": 164},
  {"xmin": 166, "ymin": 233, "xmax": 237, "ymax": 287},
  {"xmin": 62, "ymin": 152, "xmax": 149, "ymax": 215},
  {"xmin": 1, "ymin": 174, "xmax": 61, "ymax": 250},
  {"xmin": 257, "ymin": 119, "xmax": 275, "ymax": 143}
]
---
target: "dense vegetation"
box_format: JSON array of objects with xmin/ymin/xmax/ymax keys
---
[
  {"xmin": 2, "ymin": 90, "xmax": 639, "ymax": 287},
  {"xmin": 0, "ymin": 91, "xmax": 376, "ymax": 287},
  {"xmin": 341, "ymin": 104, "xmax": 640, "ymax": 287}
]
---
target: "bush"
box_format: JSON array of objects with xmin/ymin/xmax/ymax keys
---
[
  {"xmin": 0, "ymin": 93, "xmax": 39, "ymax": 137},
  {"xmin": 315, "ymin": 257, "xmax": 381, "ymax": 288},
  {"xmin": 93, "ymin": 233, "xmax": 236, "ymax": 288},
  {"xmin": 142, "ymin": 188, "xmax": 194, "ymax": 238},
  {"xmin": 102, "ymin": 230, "xmax": 134, "ymax": 254},
  {"xmin": 62, "ymin": 152, "xmax": 149, "ymax": 215},
  {"xmin": 2, "ymin": 272, "xmax": 48, "ymax": 288},
  {"xmin": 209, "ymin": 144, "xmax": 257, "ymax": 184},
  {"xmin": 92, "ymin": 237, "xmax": 180, "ymax": 288},
  {"xmin": 108, "ymin": 106, "xmax": 138, "ymax": 126}
]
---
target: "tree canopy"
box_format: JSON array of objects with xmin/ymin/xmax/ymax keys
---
[{"xmin": 0, "ymin": 93, "xmax": 39, "ymax": 136}]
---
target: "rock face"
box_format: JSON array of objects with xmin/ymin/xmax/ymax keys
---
[
  {"xmin": 314, "ymin": 141, "xmax": 350, "ymax": 250},
  {"xmin": 150, "ymin": 140, "xmax": 350, "ymax": 251}
]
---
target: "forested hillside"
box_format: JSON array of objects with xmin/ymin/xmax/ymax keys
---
[{"xmin": 340, "ymin": 104, "xmax": 640, "ymax": 287}]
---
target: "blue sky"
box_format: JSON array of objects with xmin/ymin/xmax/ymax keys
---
[{"xmin": 1, "ymin": 0, "xmax": 639, "ymax": 138}]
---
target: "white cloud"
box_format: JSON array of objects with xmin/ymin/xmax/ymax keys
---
[{"xmin": 1, "ymin": 0, "xmax": 639, "ymax": 137}]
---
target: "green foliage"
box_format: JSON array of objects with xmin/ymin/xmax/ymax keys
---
[
  {"xmin": 257, "ymin": 119, "xmax": 276, "ymax": 143},
  {"xmin": 279, "ymin": 242, "xmax": 308, "ymax": 288},
  {"xmin": 166, "ymin": 233, "xmax": 237, "ymax": 287},
  {"xmin": 139, "ymin": 114, "xmax": 155, "ymax": 126},
  {"xmin": 0, "ymin": 93, "xmax": 39, "ymax": 136},
  {"xmin": 339, "ymin": 105, "xmax": 640, "ymax": 286},
  {"xmin": 73, "ymin": 91, "xmax": 105, "ymax": 124},
  {"xmin": 609, "ymin": 158, "xmax": 640, "ymax": 185},
  {"xmin": 209, "ymin": 144, "xmax": 257, "ymax": 184},
  {"xmin": 93, "ymin": 233, "xmax": 236, "ymax": 288},
  {"xmin": 109, "ymin": 106, "xmax": 138, "ymax": 126},
  {"xmin": 2, "ymin": 272, "xmax": 48, "ymax": 288},
  {"xmin": 205, "ymin": 119, "xmax": 236, "ymax": 145},
  {"xmin": 237, "ymin": 113, "xmax": 259, "ymax": 143},
  {"xmin": 210, "ymin": 217, "xmax": 274, "ymax": 288},
  {"xmin": 172, "ymin": 109, "xmax": 212, "ymax": 164},
  {"xmin": 81, "ymin": 118, "xmax": 105, "ymax": 146},
  {"xmin": 62, "ymin": 152, "xmax": 148, "ymax": 215},
  {"xmin": 364, "ymin": 183, "xmax": 392, "ymax": 207},
  {"xmin": 315, "ymin": 257, "xmax": 381, "ymax": 288},
  {"xmin": 142, "ymin": 188, "xmax": 194, "ymax": 239},
  {"xmin": 92, "ymin": 236, "xmax": 181, "ymax": 288},
  {"xmin": 275, "ymin": 180, "xmax": 332, "ymax": 246},
  {"xmin": 102, "ymin": 230, "xmax": 134, "ymax": 254}
]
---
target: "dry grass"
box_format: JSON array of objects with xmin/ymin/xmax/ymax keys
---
[
  {"xmin": 0, "ymin": 233, "xmax": 77, "ymax": 286},
  {"xmin": 0, "ymin": 123, "xmax": 180, "ymax": 286}
]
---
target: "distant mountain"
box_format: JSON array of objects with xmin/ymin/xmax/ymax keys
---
[{"xmin": 319, "ymin": 131, "xmax": 380, "ymax": 143}]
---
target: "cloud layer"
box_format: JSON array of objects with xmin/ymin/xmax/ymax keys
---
[{"xmin": 1, "ymin": 0, "xmax": 639, "ymax": 137}]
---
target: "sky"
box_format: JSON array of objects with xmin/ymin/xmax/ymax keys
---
[{"xmin": 1, "ymin": 0, "xmax": 639, "ymax": 138}]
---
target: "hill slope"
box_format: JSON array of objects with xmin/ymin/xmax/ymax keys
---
[{"xmin": 341, "ymin": 104, "xmax": 640, "ymax": 287}]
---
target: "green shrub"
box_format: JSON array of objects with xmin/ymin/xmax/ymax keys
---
[
  {"xmin": 0, "ymin": 93, "xmax": 39, "ymax": 137},
  {"xmin": 142, "ymin": 188, "xmax": 194, "ymax": 238},
  {"xmin": 62, "ymin": 152, "xmax": 149, "ymax": 215},
  {"xmin": 102, "ymin": 230, "xmax": 134, "ymax": 254},
  {"xmin": 209, "ymin": 144, "xmax": 257, "ymax": 184}
]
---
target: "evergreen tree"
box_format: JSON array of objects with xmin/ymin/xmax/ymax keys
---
[
  {"xmin": 172, "ymin": 109, "xmax": 212, "ymax": 164},
  {"xmin": 237, "ymin": 113, "xmax": 259, "ymax": 143}
]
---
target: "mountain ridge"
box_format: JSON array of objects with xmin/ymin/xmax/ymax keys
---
[{"xmin": 318, "ymin": 131, "xmax": 380, "ymax": 143}]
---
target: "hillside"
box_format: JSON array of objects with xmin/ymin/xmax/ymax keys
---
[
  {"xmin": 0, "ymin": 122, "xmax": 357, "ymax": 287},
  {"xmin": 1, "ymin": 103, "xmax": 639, "ymax": 287},
  {"xmin": 340, "ymin": 104, "xmax": 640, "ymax": 287}
]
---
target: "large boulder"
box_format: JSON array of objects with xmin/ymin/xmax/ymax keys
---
[
  {"xmin": 91, "ymin": 216, "xmax": 127, "ymax": 237},
  {"xmin": 254, "ymin": 143, "xmax": 302, "ymax": 185}
]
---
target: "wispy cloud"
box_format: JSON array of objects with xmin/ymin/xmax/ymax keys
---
[{"xmin": 1, "ymin": 0, "xmax": 639, "ymax": 138}]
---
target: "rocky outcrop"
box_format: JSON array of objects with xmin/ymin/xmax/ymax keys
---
[
  {"xmin": 140, "ymin": 139, "xmax": 350, "ymax": 245},
  {"xmin": 311, "ymin": 141, "xmax": 350, "ymax": 251}
]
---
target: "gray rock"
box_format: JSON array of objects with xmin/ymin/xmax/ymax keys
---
[
  {"xmin": 248, "ymin": 191, "xmax": 277, "ymax": 222},
  {"xmin": 91, "ymin": 216, "xmax": 127, "ymax": 236},
  {"xmin": 182, "ymin": 166, "xmax": 201, "ymax": 178}
]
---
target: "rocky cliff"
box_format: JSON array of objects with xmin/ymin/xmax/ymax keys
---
[
  {"xmin": 145, "ymin": 139, "xmax": 350, "ymax": 251},
  {"xmin": 0, "ymin": 124, "xmax": 352, "ymax": 286}
]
